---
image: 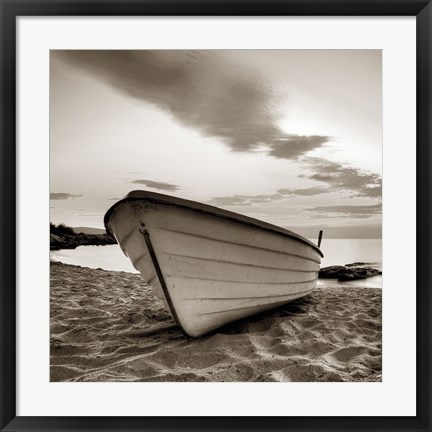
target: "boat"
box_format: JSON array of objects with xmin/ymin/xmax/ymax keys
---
[{"xmin": 104, "ymin": 190, "xmax": 324, "ymax": 337}]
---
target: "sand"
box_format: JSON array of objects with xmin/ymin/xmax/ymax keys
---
[{"xmin": 50, "ymin": 261, "xmax": 382, "ymax": 382}]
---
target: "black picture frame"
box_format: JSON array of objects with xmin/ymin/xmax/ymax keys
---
[{"xmin": 1, "ymin": 1, "xmax": 431, "ymax": 431}]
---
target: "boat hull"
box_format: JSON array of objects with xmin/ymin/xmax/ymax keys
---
[{"xmin": 105, "ymin": 195, "xmax": 322, "ymax": 337}]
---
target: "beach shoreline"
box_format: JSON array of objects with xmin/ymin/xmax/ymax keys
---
[{"xmin": 50, "ymin": 261, "xmax": 382, "ymax": 382}]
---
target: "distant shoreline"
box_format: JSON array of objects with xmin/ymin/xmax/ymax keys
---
[{"xmin": 50, "ymin": 233, "xmax": 116, "ymax": 250}]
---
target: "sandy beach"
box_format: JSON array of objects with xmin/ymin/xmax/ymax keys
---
[{"xmin": 50, "ymin": 261, "xmax": 382, "ymax": 382}]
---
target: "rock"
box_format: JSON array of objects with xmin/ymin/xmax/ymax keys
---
[
  {"xmin": 318, "ymin": 266, "xmax": 347, "ymax": 279},
  {"xmin": 319, "ymin": 265, "xmax": 382, "ymax": 282},
  {"xmin": 338, "ymin": 271, "xmax": 367, "ymax": 281}
]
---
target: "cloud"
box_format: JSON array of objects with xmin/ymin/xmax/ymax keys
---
[
  {"xmin": 268, "ymin": 136, "xmax": 331, "ymax": 159},
  {"xmin": 277, "ymin": 186, "xmax": 329, "ymax": 197},
  {"xmin": 208, "ymin": 194, "xmax": 284, "ymax": 207},
  {"xmin": 54, "ymin": 50, "xmax": 329, "ymax": 159},
  {"xmin": 50, "ymin": 193, "xmax": 83, "ymax": 200},
  {"xmin": 306, "ymin": 203, "xmax": 382, "ymax": 218},
  {"xmin": 208, "ymin": 186, "xmax": 332, "ymax": 206},
  {"xmin": 207, "ymin": 186, "xmax": 329, "ymax": 207},
  {"xmin": 130, "ymin": 179, "xmax": 180, "ymax": 191},
  {"xmin": 301, "ymin": 157, "xmax": 382, "ymax": 199}
]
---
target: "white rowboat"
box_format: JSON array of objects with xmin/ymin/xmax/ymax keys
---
[{"xmin": 104, "ymin": 191, "xmax": 323, "ymax": 337}]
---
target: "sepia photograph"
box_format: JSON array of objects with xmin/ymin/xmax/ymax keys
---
[{"xmin": 50, "ymin": 49, "xmax": 382, "ymax": 382}]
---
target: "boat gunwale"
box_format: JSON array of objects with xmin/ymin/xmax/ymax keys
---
[{"xmin": 104, "ymin": 190, "xmax": 324, "ymax": 258}]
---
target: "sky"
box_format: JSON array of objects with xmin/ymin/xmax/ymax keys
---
[{"xmin": 50, "ymin": 50, "xmax": 382, "ymax": 238}]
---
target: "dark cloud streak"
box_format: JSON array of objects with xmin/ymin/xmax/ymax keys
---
[
  {"xmin": 269, "ymin": 136, "xmax": 330, "ymax": 159},
  {"xmin": 207, "ymin": 186, "xmax": 329, "ymax": 207},
  {"xmin": 50, "ymin": 193, "xmax": 83, "ymax": 200},
  {"xmin": 55, "ymin": 50, "xmax": 329, "ymax": 160},
  {"xmin": 301, "ymin": 157, "xmax": 382, "ymax": 199},
  {"xmin": 207, "ymin": 194, "xmax": 284, "ymax": 207},
  {"xmin": 130, "ymin": 179, "xmax": 180, "ymax": 191},
  {"xmin": 277, "ymin": 186, "xmax": 329, "ymax": 197},
  {"xmin": 307, "ymin": 203, "xmax": 381, "ymax": 218}
]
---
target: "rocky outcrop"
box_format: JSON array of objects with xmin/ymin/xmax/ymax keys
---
[
  {"xmin": 50, "ymin": 232, "xmax": 116, "ymax": 250},
  {"xmin": 319, "ymin": 264, "xmax": 382, "ymax": 282}
]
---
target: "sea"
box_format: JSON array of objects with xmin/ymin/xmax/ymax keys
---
[{"xmin": 50, "ymin": 239, "xmax": 382, "ymax": 288}]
